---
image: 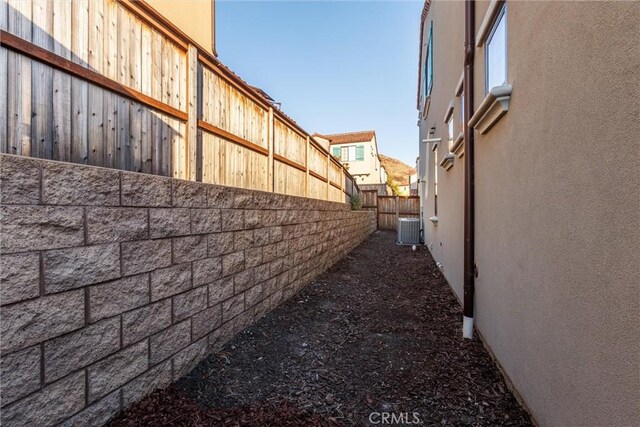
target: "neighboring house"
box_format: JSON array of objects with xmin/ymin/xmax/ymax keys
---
[
  {"xmin": 409, "ymin": 173, "xmax": 418, "ymax": 196},
  {"xmin": 313, "ymin": 131, "xmax": 387, "ymax": 185},
  {"xmin": 397, "ymin": 181, "xmax": 410, "ymax": 196},
  {"xmin": 416, "ymin": 1, "xmax": 638, "ymax": 426}
]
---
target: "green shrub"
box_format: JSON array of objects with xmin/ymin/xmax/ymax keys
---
[{"xmin": 350, "ymin": 193, "xmax": 363, "ymax": 211}]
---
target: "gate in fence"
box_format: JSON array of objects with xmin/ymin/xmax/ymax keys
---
[{"xmin": 361, "ymin": 190, "xmax": 420, "ymax": 230}]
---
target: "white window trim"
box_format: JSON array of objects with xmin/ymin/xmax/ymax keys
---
[
  {"xmin": 476, "ymin": 0, "xmax": 504, "ymax": 47},
  {"xmin": 468, "ymin": 84, "xmax": 512, "ymax": 134}
]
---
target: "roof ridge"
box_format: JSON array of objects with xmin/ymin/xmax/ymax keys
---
[{"xmin": 321, "ymin": 130, "xmax": 375, "ymax": 137}]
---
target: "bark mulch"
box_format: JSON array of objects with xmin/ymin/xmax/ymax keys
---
[{"xmin": 110, "ymin": 230, "xmax": 532, "ymax": 426}]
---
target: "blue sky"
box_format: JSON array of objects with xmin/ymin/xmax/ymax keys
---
[{"xmin": 216, "ymin": 0, "xmax": 423, "ymax": 166}]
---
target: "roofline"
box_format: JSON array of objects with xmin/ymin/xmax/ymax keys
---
[{"xmin": 417, "ymin": 0, "xmax": 432, "ymax": 110}]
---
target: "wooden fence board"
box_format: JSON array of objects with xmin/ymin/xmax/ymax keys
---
[{"xmin": 0, "ymin": 0, "xmax": 358, "ymax": 202}]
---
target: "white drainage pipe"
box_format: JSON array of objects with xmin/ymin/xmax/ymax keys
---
[{"xmin": 463, "ymin": 315, "xmax": 474, "ymax": 339}]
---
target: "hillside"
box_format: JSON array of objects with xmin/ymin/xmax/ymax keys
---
[{"xmin": 379, "ymin": 154, "xmax": 415, "ymax": 186}]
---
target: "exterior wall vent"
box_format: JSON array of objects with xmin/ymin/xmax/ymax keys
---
[{"xmin": 397, "ymin": 218, "xmax": 421, "ymax": 245}]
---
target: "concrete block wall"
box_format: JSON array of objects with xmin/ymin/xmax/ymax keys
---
[{"xmin": 0, "ymin": 154, "xmax": 376, "ymax": 426}]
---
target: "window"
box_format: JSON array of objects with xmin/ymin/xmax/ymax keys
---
[
  {"xmin": 332, "ymin": 147, "xmax": 341, "ymax": 159},
  {"xmin": 424, "ymin": 21, "xmax": 434, "ymax": 98},
  {"xmin": 337, "ymin": 145, "xmax": 362, "ymax": 162},
  {"xmin": 485, "ymin": 4, "xmax": 507, "ymax": 93},
  {"xmin": 460, "ymin": 93, "xmax": 465, "ymax": 132},
  {"xmin": 338, "ymin": 145, "xmax": 365, "ymax": 162},
  {"xmin": 433, "ymin": 146, "xmax": 438, "ymax": 217},
  {"xmin": 447, "ymin": 116, "xmax": 454, "ymax": 145}
]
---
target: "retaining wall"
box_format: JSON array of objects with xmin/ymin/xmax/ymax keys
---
[{"xmin": 0, "ymin": 154, "xmax": 376, "ymax": 426}]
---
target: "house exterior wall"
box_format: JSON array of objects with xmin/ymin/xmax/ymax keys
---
[
  {"xmin": 417, "ymin": 1, "xmax": 640, "ymax": 425},
  {"xmin": 0, "ymin": 154, "xmax": 376, "ymax": 426},
  {"xmin": 145, "ymin": 0, "xmax": 215, "ymax": 54},
  {"xmin": 331, "ymin": 137, "xmax": 385, "ymax": 185}
]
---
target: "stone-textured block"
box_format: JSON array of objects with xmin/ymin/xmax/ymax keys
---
[
  {"xmin": 270, "ymin": 258, "xmax": 286, "ymax": 276},
  {"xmin": 0, "ymin": 371, "xmax": 85, "ymax": 427},
  {"xmin": 122, "ymin": 299, "xmax": 172, "ymax": 346},
  {"xmin": 87, "ymin": 341, "xmax": 148, "ymax": 402},
  {"xmin": 173, "ymin": 286, "xmax": 207, "ymax": 321},
  {"xmin": 209, "ymin": 278, "xmax": 234, "ymax": 306},
  {"xmin": 208, "ymin": 322, "xmax": 235, "ymax": 352},
  {"xmin": 245, "ymin": 283, "xmax": 264, "ymax": 308},
  {"xmin": 207, "ymin": 186, "xmax": 234, "ymax": 208},
  {"xmin": 233, "ymin": 230, "xmax": 254, "ymax": 251},
  {"xmin": 244, "ymin": 210, "xmax": 262, "ymax": 229},
  {"xmin": 121, "ymin": 172, "xmax": 172, "ymax": 207},
  {"xmin": 173, "ymin": 235, "xmax": 207, "ymax": 263},
  {"xmin": 121, "ymin": 361, "xmax": 172, "ymax": 409},
  {"xmin": 192, "ymin": 257, "xmax": 222, "ymax": 286},
  {"xmin": 208, "ymin": 232, "xmax": 234, "ymax": 256},
  {"xmin": 191, "ymin": 208, "xmax": 221, "ymax": 234},
  {"xmin": 245, "ymin": 247, "xmax": 263, "ymax": 268},
  {"xmin": 192, "ymin": 305, "xmax": 222, "ymax": 340},
  {"xmin": 253, "ymin": 228, "xmax": 271, "ymax": 246},
  {"xmin": 1, "ymin": 290, "xmax": 84, "ymax": 354},
  {"xmin": 172, "ymin": 338, "xmax": 208, "ymax": 380},
  {"xmin": 0, "ymin": 252, "xmax": 40, "ymax": 305},
  {"xmin": 263, "ymin": 244, "xmax": 277, "ymax": 263},
  {"xmin": 86, "ymin": 207, "xmax": 148, "ymax": 244},
  {"xmin": 0, "ymin": 155, "xmax": 40, "ymax": 204},
  {"xmin": 60, "ymin": 391, "xmax": 120, "ymax": 427},
  {"xmin": 221, "ymin": 209, "xmax": 244, "ymax": 231},
  {"xmin": 255, "ymin": 263, "xmax": 271, "ymax": 282},
  {"xmin": 234, "ymin": 268, "xmax": 255, "ymax": 293},
  {"xmin": 44, "ymin": 318, "xmax": 121, "ymax": 383},
  {"xmin": 233, "ymin": 190, "xmax": 253, "ymax": 208},
  {"xmin": 43, "ymin": 244, "xmax": 120, "ymax": 293},
  {"xmin": 0, "ymin": 345, "xmax": 41, "ymax": 406},
  {"xmin": 121, "ymin": 239, "xmax": 172, "ymax": 276},
  {"xmin": 89, "ymin": 274, "xmax": 150, "ymax": 322},
  {"xmin": 173, "ymin": 180, "xmax": 207, "ymax": 208},
  {"xmin": 222, "ymin": 251, "xmax": 245, "ymax": 277},
  {"xmin": 0, "ymin": 206, "xmax": 84, "ymax": 253},
  {"xmin": 42, "ymin": 162, "xmax": 119, "ymax": 206},
  {"xmin": 149, "ymin": 208, "xmax": 190, "ymax": 238},
  {"xmin": 150, "ymin": 263, "xmax": 192, "ymax": 301},
  {"xmin": 149, "ymin": 320, "xmax": 191, "ymax": 365},
  {"xmin": 222, "ymin": 293, "xmax": 245, "ymax": 322}
]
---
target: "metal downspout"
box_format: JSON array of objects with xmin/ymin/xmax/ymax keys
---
[{"xmin": 463, "ymin": 0, "xmax": 476, "ymax": 339}]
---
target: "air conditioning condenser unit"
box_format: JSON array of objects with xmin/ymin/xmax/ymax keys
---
[{"xmin": 397, "ymin": 218, "xmax": 420, "ymax": 245}]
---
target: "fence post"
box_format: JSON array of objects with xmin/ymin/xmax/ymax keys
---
[
  {"xmin": 267, "ymin": 107, "xmax": 274, "ymax": 192},
  {"xmin": 395, "ymin": 196, "xmax": 400, "ymax": 228},
  {"xmin": 326, "ymin": 152, "xmax": 331, "ymax": 200},
  {"xmin": 186, "ymin": 44, "xmax": 198, "ymax": 181},
  {"xmin": 305, "ymin": 136, "xmax": 310, "ymax": 197}
]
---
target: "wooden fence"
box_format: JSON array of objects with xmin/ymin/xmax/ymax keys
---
[
  {"xmin": 0, "ymin": 0, "xmax": 357, "ymax": 203},
  {"xmin": 362, "ymin": 190, "xmax": 420, "ymax": 230}
]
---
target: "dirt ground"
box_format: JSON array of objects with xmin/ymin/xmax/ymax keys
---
[{"xmin": 110, "ymin": 231, "xmax": 532, "ymax": 426}]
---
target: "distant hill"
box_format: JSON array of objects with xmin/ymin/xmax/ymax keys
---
[{"xmin": 379, "ymin": 154, "xmax": 415, "ymax": 186}]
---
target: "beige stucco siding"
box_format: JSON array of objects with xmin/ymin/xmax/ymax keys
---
[
  {"xmin": 146, "ymin": 0, "xmax": 215, "ymax": 54},
  {"xmin": 332, "ymin": 138, "xmax": 385, "ymax": 185},
  {"xmin": 419, "ymin": 0, "xmax": 466, "ymax": 299},
  {"xmin": 418, "ymin": 1, "xmax": 640, "ymax": 425}
]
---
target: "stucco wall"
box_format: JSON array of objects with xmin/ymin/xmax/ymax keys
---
[
  {"xmin": 418, "ymin": 0, "xmax": 466, "ymax": 299},
  {"xmin": 333, "ymin": 139, "xmax": 385, "ymax": 185},
  {"xmin": 418, "ymin": 1, "xmax": 640, "ymax": 425},
  {"xmin": 146, "ymin": 0, "xmax": 215, "ymax": 54},
  {"xmin": 0, "ymin": 154, "xmax": 376, "ymax": 426}
]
